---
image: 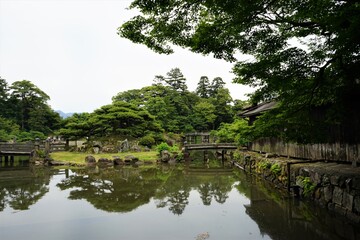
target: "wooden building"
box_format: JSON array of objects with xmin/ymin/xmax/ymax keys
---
[{"xmin": 239, "ymin": 101, "xmax": 277, "ymax": 125}]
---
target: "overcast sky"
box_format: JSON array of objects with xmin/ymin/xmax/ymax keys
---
[{"xmin": 0, "ymin": 0, "xmax": 253, "ymax": 113}]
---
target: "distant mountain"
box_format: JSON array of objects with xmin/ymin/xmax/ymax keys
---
[{"xmin": 56, "ymin": 110, "xmax": 75, "ymax": 119}]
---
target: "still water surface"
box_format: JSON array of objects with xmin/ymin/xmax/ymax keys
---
[{"xmin": 0, "ymin": 161, "xmax": 359, "ymax": 240}]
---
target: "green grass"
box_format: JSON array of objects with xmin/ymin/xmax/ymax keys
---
[{"xmin": 50, "ymin": 151, "xmax": 159, "ymax": 165}]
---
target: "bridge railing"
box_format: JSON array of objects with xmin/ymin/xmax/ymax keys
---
[
  {"xmin": 0, "ymin": 141, "xmax": 66, "ymax": 155},
  {"xmin": 0, "ymin": 142, "xmax": 34, "ymax": 154},
  {"xmin": 184, "ymin": 143, "xmax": 237, "ymax": 151}
]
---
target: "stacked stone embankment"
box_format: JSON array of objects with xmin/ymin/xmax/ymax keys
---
[{"xmin": 233, "ymin": 150, "xmax": 360, "ymax": 223}]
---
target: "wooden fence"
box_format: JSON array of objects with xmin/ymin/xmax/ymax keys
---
[
  {"xmin": 44, "ymin": 143, "xmax": 66, "ymax": 152},
  {"xmin": 0, "ymin": 142, "xmax": 34, "ymax": 155},
  {"xmin": 248, "ymin": 138, "xmax": 359, "ymax": 165},
  {"xmin": 0, "ymin": 141, "xmax": 66, "ymax": 156}
]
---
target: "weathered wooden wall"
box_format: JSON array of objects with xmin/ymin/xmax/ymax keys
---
[
  {"xmin": 0, "ymin": 142, "xmax": 34, "ymax": 154},
  {"xmin": 47, "ymin": 143, "xmax": 66, "ymax": 152},
  {"xmin": 0, "ymin": 142, "xmax": 66, "ymax": 155},
  {"xmin": 249, "ymin": 138, "xmax": 359, "ymax": 164}
]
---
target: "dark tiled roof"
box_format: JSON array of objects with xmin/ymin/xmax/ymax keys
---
[{"xmin": 239, "ymin": 101, "xmax": 277, "ymax": 117}]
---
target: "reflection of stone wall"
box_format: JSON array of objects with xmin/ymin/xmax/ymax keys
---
[
  {"xmin": 245, "ymin": 183, "xmax": 360, "ymax": 240},
  {"xmin": 234, "ymin": 150, "xmax": 360, "ymax": 223}
]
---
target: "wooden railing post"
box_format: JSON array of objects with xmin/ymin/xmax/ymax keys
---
[
  {"xmin": 45, "ymin": 138, "xmax": 51, "ymax": 159},
  {"xmin": 32, "ymin": 138, "xmax": 40, "ymax": 159}
]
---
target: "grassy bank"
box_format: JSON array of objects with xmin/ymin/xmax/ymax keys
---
[{"xmin": 50, "ymin": 151, "xmax": 159, "ymax": 165}]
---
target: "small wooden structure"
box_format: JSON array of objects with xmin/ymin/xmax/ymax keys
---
[
  {"xmin": 184, "ymin": 132, "xmax": 212, "ymax": 144},
  {"xmin": 184, "ymin": 143, "xmax": 237, "ymax": 151},
  {"xmin": 0, "ymin": 142, "xmax": 34, "ymax": 163},
  {"xmin": 0, "ymin": 140, "xmax": 66, "ymax": 163},
  {"xmin": 239, "ymin": 101, "xmax": 277, "ymax": 125},
  {"xmin": 184, "ymin": 132, "xmax": 237, "ymax": 162}
]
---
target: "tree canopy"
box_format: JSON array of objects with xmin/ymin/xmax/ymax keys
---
[
  {"xmin": 118, "ymin": 0, "xmax": 360, "ymax": 143},
  {"xmin": 0, "ymin": 78, "xmax": 61, "ymax": 141},
  {"xmin": 113, "ymin": 68, "xmax": 234, "ymax": 133},
  {"xmin": 57, "ymin": 101, "xmax": 162, "ymax": 141}
]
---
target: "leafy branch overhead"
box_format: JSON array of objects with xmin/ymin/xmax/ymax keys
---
[{"xmin": 119, "ymin": 0, "xmax": 360, "ymax": 143}]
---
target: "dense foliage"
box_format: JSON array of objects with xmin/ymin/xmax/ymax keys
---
[
  {"xmin": 119, "ymin": 0, "xmax": 360, "ymax": 143},
  {"xmin": 112, "ymin": 68, "xmax": 234, "ymax": 133},
  {"xmin": 54, "ymin": 67, "xmax": 238, "ymax": 144},
  {"xmin": 0, "ymin": 71, "xmax": 238, "ymax": 144},
  {"xmin": 212, "ymin": 119, "xmax": 251, "ymax": 145},
  {"xmin": 57, "ymin": 101, "xmax": 163, "ymax": 142},
  {"xmin": 0, "ymin": 78, "xmax": 61, "ymax": 142}
]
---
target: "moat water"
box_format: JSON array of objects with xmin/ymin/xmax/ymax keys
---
[{"xmin": 0, "ymin": 158, "xmax": 359, "ymax": 240}]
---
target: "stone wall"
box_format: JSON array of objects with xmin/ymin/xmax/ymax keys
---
[{"xmin": 233, "ymin": 150, "xmax": 360, "ymax": 223}]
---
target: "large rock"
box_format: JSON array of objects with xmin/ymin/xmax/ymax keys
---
[
  {"xmin": 323, "ymin": 186, "xmax": 333, "ymax": 203},
  {"xmin": 131, "ymin": 145, "xmax": 141, "ymax": 152},
  {"xmin": 102, "ymin": 146, "xmax": 118, "ymax": 153},
  {"xmin": 354, "ymin": 196, "xmax": 360, "ymax": 213},
  {"xmin": 97, "ymin": 158, "xmax": 113, "ymax": 166},
  {"xmin": 342, "ymin": 191, "xmax": 354, "ymax": 211},
  {"xmin": 93, "ymin": 146, "xmax": 100, "ymax": 154},
  {"xmin": 124, "ymin": 155, "xmax": 139, "ymax": 164},
  {"xmin": 85, "ymin": 155, "xmax": 96, "ymax": 164},
  {"xmin": 333, "ymin": 186, "xmax": 343, "ymax": 205},
  {"xmin": 120, "ymin": 139, "xmax": 129, "ymax": 152},
  {"xmin": 161, "ymin": 150, "xmax": 171, "ymax": 163},
  {"xmin": 113, "ymin": 156, "xmax": 124, "ymax": 165},
  {"xmin": 49, "ymin": 160, "xmax": 67, "ymax": 166}
]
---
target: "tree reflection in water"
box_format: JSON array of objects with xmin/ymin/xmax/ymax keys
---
[
  {"xmin": 1, "ymin": 164, "xmax": 359, "ymax": 240},
  {"xmin": 57, "ymin": 165, "xmax": 236, "ymax": 215},
  {"xmin": 57, "ymin": 166, "xmax": 164, "ymax": 213},
  {"xmin": 0, "ymin": 166, "xmax": 51, "ymax": 211}
]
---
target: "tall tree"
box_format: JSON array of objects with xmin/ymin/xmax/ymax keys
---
[
  {"xmin": 0, "ymin": 78, "xmax": 61, "ymax": 140},
  {"xmin": 210, "ymin": 88, "xmax": 233, "ymax": 129},
  {"xmin": 155, "ymin": 68, "xmax": 188, "ymax": 92},
  {"xmin": 119, "ymin": 0, "xmax": 360, "ymax": 143},
  {"xmin": 27, "ymin": 104, "xmax": 62, "ymax": 135},
  {"xmin": 89, "ymin": 101, "xmax": 162, "ymax": 138},
  {"xmin": 191, "ymin": 100, "xmax": 216, "ymax": 130},
  {"xmin": 209, "ymin": 77, "xmax": 225, "ymax": 97},
  {"xmin": 111, "ymin": 89, "xmax": 143, "ymax": 107},
  {"xmin": 57, "ymin": 113, "xmax": 92, "ymax": 140},
  {"xmin": 0, "ymin": 77, "xmax": 9, "ymax": 116},
  {"xmin": 195, "ymin": 76, "xmax": 210, "ymax": 98},
  {"xmin": 113, "ymin": 77, "xmax": 199, "ymax": 133},
  {"xmin": 0, "ymin": 116, "xmax": 19, "ymax": 142},
  {"xmin": 9, "ymin": 80, "xmax": 50, "ymax": 131}
]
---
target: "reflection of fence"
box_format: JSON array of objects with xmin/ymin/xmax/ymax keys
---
[{"xmin": 249, "ymin": 138, "xmax": 359, "ymax": 165}]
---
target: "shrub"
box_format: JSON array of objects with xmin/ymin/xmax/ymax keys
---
[
  {"xmin": 17, "ymin": 131, "xmax": 46, "ymax": 142},
  {"xmin": 155, "ymin": 142, "xmax": 179, "ymax": 154},
  {"xmin": 139, "ymin": 135, "xmax": 155, "ymax": 148},
  {"xmin": 212, "ymin": 119, "xmax": 251, "ymax": 145},
  {"xmin": 297, "ymin": 176, "xmax": 316, "ymax": 197},
  {"xmin": 34, "ymin": 149, "xmax": 46, "ymax": 158},
  {"xmin": 258, "ymin": 160, "xmax": 271, "ymax": 170},
  {"xmin": 270, "ymin": 163, "xmax": 281, "ymax": 176}
]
